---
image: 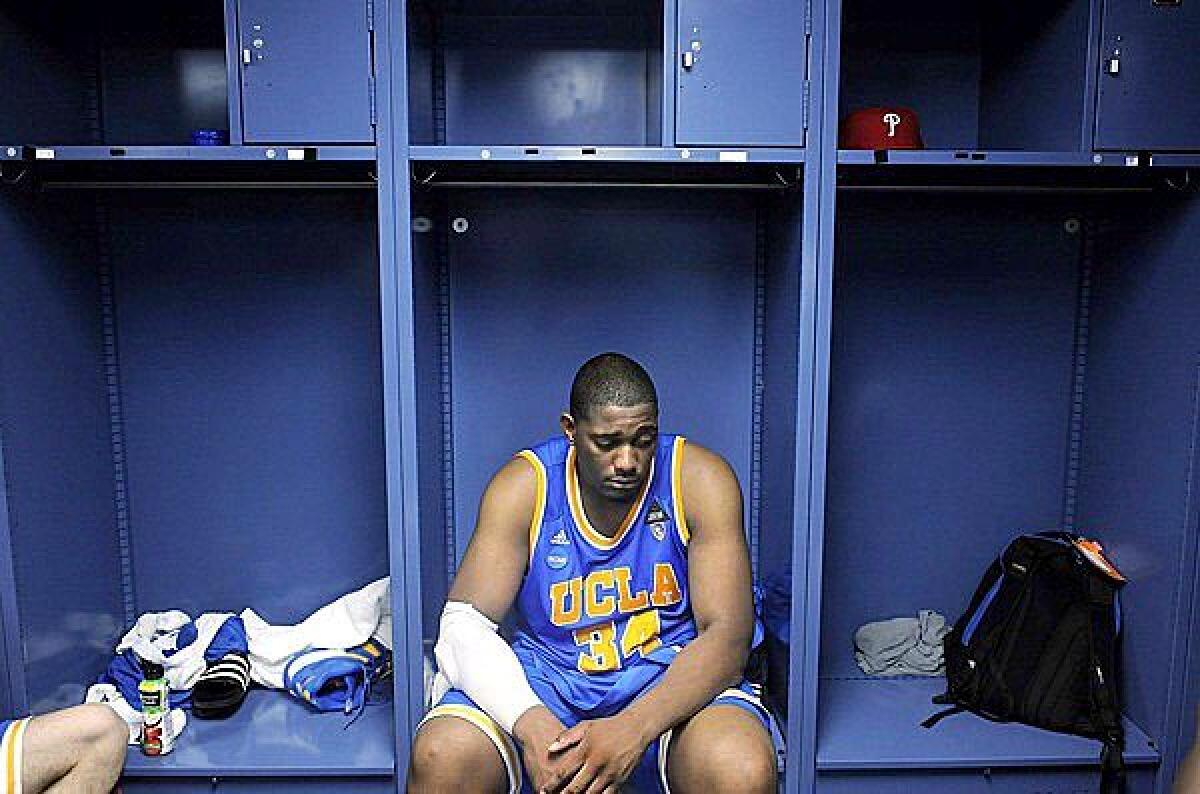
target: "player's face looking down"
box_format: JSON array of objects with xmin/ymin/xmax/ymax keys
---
[{"xmin": 560, "ymin": 402, "xmax": 658, "ymax": 504}]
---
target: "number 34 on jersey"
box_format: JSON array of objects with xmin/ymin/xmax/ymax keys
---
[{"xmin": 548, "ymin": 563, "xmax": 684, "ymax": 673}]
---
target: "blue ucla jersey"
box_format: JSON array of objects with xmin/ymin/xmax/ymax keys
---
[{"xmin": 510, "ymin": 434, "xmax": 697, "ymax": 717}]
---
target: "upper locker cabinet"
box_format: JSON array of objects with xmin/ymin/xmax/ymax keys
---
[
  {"xmin": 235, "ymin": 0, "xmax": 375, "ymax": 143},
  {"xmin": 1095, "ymin": 0, "xmax": 1200, "ymax": 151},
  {"xmin": 676, "ymin": 0, "xmax": 809, "ymax": 147}
]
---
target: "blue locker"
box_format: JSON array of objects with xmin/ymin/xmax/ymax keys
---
[
  {"xmin": 236, "ymin": 0, "xmax": 375, "ymax": 143},
  {"xmin": 675, "ymin": 0, "xmax": 809, "ymax": 147},
  {"xmin": 1095, "ymin": 0, "xmax": 1200, "ymax": 151}
]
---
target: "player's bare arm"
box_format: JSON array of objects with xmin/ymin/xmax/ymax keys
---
[{"xmin": 440, "ymin": 455, "xmax": 580, "ymax": 791}]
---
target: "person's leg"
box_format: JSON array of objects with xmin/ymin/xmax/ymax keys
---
[
  {"xmin": 665, "ymin": 703, "xmax": 776, "ymax": 794},
  {"xmin": 19, "ymin": 703, "xmax": 127, "ymax": 794},
  {"xmin": 408, "ymin": 693, "xmax": 520, "ymax": 794}
]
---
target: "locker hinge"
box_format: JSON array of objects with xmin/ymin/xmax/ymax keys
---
[
  {"xmin": 366, "ymin": 0, "xmax": 375, "ymax": 31},
  {"xmin": 802, "ymin": 80, "xmax": 811, "ymax": 130},
  {"xmin": 369, "ymin": 74, "xmax": 378, "ymax": 126},
  {"xmin": 804, "ymin": 0, "xmax": 813, "ymax": 36}
]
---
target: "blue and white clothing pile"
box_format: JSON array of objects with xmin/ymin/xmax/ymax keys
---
[{"xmin": 85, "ymin": 578, "xmax": 393, "ymax": 744}]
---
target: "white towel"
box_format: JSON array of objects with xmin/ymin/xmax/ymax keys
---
[
  {"xmin": 241, "ymin": 577, "xmax": 392, "ymax": 689},
  {"xmin": 115, "ymin": 611, "xmax": 235, "ymax": 693}
]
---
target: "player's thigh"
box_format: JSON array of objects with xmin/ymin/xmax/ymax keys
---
[
  {"xmin": 21, "ymin": 704, "xmax": 127, "ymax": 791},
  {"xmin": 409, "ymin": 714, "xmax": 510, "ymax": 793},
  {"xmin": 666, "ymin": 703, "xmax": 776, "ymax": 793}
]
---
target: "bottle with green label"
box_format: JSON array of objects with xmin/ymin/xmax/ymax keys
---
[{"xmin": 138, "ymin": 660, "xmax": 174, "ymax": 756}]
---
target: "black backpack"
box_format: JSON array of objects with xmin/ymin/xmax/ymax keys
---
[{"xmin": 923, "ymin": 531, "xmax": 1127, "ymax": 793}]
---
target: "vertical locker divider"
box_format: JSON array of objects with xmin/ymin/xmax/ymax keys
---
[
  {"xmin": 0, "ymin": 443, "xmax": 26, "ymax": 715},
  {"xmin": 376, "ymin": 0, "xmax": 427, "ymax": 776},
  {"xmin": 792, "ymin": 0, "xmax": 838, "ymax": 790},
  {"xmin": 224, "ymin": 0, "xmax": 246, "ymax": 145}
]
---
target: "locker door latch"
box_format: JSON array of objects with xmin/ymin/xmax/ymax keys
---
[
  {"xmin": 682, "ymin": 38, "xmax": 701, "ymax": 70},
  {"xmin": 1106, "ymin": 35, "xmax": 1122, "ymax": 76}
]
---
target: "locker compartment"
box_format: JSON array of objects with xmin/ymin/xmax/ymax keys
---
[
  {"xmin": 838, "ymin": 0, "xmax": 1093, "ymax": 153},
  {"xmin": 406, "ymin": 0, "xmax": 665, "ymax": 147},
  {"xmin": 236, "ymin": 0, "xmax": 375, "ymax": 144},
  {"xmin": 402, "ymin": 173, "xmax": 807, "ymax": 750},
  {"xmin": 819, "ymin": 187, "xmax": 1200, "ymax": 788},
  {"xmin": 675, "ymin": 0, "xmax": 809, "ymax": 148},
  {"xmin": 1094, "ymin": 0, "xmax": 1200, "ymax": 152},
  {"xmin": 0, "ymin": 177, "xmax": 393, "ymax": 780},
  {"xmin": 0, "ymin": 1, "xmax": 229, "ymax": 145},
  {"xmin": 817, "ymin": 766, "xmax": 1157, "ymax": 793}
]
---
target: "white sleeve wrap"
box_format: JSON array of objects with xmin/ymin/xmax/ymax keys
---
[{"xmin": 433, "ymin": 601, "xmax": 543, "ymax": 734}]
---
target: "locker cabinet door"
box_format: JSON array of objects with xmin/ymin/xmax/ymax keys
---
[
  {"xmin": 1094, "ymin": 0, "xmax": 1200, "ymax": 151},
  {"xmin": 676, "ymin": 0, "xmax": 808, "ymax": 147},
  {"xmin": 237, "ymin": 0, "xmax": 374, "ymax": 143}
]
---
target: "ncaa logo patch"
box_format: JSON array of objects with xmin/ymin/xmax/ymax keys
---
[
  {"xmin": 546, "ymin": 552, "xmax": 569, "ymax": 570},
  {"xmin": 647, "ymin": 499, "xmax": 671, "ymax": 541}
]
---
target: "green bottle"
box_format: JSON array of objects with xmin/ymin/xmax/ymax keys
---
[{"xmin": 138, "ymin": 660, "xmax": 173, "ymax": 756}]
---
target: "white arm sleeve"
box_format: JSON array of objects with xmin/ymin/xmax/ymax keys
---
[{"xmin": 433, "ymin": 601, "xmax": 544, "ymax": 734}]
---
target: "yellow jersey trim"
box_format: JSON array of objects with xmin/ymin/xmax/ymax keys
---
[
  {"xmin": 516, "ymin": 450, "xmax": 548, "ymax": 564},
  {"xmin": 3, "ymin": 717, "xmax": 29, "ymax": 794},
  {"xmin": 671, "ymin": 436, "xmax": 691, "ymax": 545},
  {"xmin": 566, "ymin": 445, "xmax": 654, "ymax": 551},
  {"xmin": 421, "ymin": 704, "xmax": 520, "ymax": 794}
]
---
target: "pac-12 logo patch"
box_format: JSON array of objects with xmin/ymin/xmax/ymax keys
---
[{"xmin": 546, "ymin": 552, "xmax": 569, "ymax": 570}]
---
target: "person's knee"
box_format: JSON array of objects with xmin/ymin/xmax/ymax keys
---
[
  {"xmin": 408, "ymin": 718, "xmax": 507, "ymax": 790},
  {"xmin": 75, "ymin": 704, "xmax": 129, "ymax": 752},
  {"xmin": 671, "ymin": 710, "xmax": 777, "ymax": 794},
  {"xmin": 702, "ymin": 733, "xmax": 776, "ymax": 793}
]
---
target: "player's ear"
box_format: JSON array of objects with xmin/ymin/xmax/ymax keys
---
[{"xmin": 560, "ymin": 413, "xmax": 576, "ymax": 443}]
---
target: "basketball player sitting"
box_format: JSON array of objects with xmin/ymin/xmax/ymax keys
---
[{"xmin": 409, "ymin": 353, "xmax": 777, "ymax": 794}]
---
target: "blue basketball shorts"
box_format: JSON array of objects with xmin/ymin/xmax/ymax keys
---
[
  {"xmin": 1, "ymin": 717, "xmax": 31, "ymax": 794},
  {"xmin": 420, "ymin": 681, "xmax": 773, "ymax": 794}
]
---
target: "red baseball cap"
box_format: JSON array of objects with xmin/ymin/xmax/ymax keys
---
[{"xmin": 840, "ymin": 107, "xmax": 924, "ymax": 150}]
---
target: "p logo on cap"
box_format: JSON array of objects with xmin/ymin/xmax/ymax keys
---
[{"xmin": 840, "ymin": 107, "xmax": 924, "ymax": 150}]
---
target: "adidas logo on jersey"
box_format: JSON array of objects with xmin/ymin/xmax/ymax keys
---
[{"xmin": 550, "ymin": 529, "xmax": 570, "ymax": 546}]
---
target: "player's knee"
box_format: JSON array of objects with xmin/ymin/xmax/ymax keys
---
[
  {"xmin": 409, "ymin": 719, "xmax": 503, "ymax": 788},
  {"xmin": 697, "ymin": 728, "xmax": 776, "ymax": 793}
]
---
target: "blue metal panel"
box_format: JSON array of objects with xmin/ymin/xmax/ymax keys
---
[
  {"xmin": 817, "ymin": 767, "xmax": 1158, "ymax": 794},
  {"xmin": 792, "ymin": 0, "xmax": 839, "ymax": 790},
  {"xmin": 1074, "ymin": 198, "xmax": 1200, "ymax": 785},
  {"xmin": 821, "ymin": 196, "xmax": 1081, "ymax": 679},
  {"xmin": 374, "ymin": 0, "xmax": 427, "ymax": 773},
  {"xmin": 817, "ymin": 678, "xmax": 1159, "ymax": 770},
  {"xmin": 122, "ymin": 690, "xmax": 394, "ymax": 777},
  {"xmin": 105, "ymin": 191, "xmax": 387, "ymax": 621},
  {"xmin": 675, "ymin": 0, "xmax": 807, "ymax": 147},
  {"xmin": 218, "ymin": 780, "xmax": 394, "ymax": 793},
  {"xmin": 444, "ymin": 190, "xmax": 757, "ymax": 563},
  {"xmin": 977, "ymin": 0, "xmax": 1091, "ymax": 153},
  {"xmin": 0, "ymin": 191, "xmax": 124, "ymax": 712},
  {"xmin": 1095, "ymin": 0, "xmax": 1200, "ymax": 151},
  {"xmin": 439, "ymin": 14, "xmax": 661, "ymax": 146},
  {"xmin": 238, "ymin": 0, "xmax": 374, "ymax": 144},
  {"xmin": 408, "ymin": 145, "xmax": 806, "ymax": 163}
]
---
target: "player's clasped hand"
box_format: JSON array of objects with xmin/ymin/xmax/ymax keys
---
[{"xmin": 539, "ymin": 715, "xmax": 650, "ymax": 794}]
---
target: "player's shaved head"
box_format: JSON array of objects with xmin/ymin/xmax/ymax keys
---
[{"xmin": 569, "ymin": 353, "xmax": 658, "ymax": 421}]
